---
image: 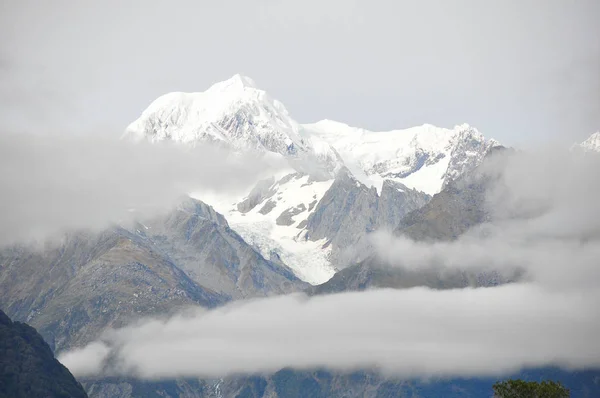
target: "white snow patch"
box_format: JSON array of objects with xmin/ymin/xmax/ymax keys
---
[
  {"xmin": 302, "ymin": 121, "xmax": 496, "ymax": 195},
  {"xmin": 192, "ymin": 173, "xmax": 337, "ymax": 285},
  {"xmin": 577, "ymin": 132, "xmax": 600, "ymax": 153}
]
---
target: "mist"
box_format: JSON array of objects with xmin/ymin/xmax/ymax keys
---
[
  {"xmin": 58, "ymin": 147, "xmax": 600, "ymax": 380},
  {"xmin": 371, "ymin": 147, "xmax": 600, "ymax": 291},
  {"xmin": 1, "ymin": 0, "xmax": 598, "ymax": 391},
  {"xmin": 58, "ymin": 284, "xmax": 600, "ymax": 380},
  {"xmin": 2, "ymin": 1, "xmax": 598, "ymax": 146},
  {"xmin": 0, "ymin": 133, "xmax": 284, "ymax": 246}
]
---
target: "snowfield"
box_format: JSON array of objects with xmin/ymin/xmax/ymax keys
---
[
  {"xmin": 128, "ymin": 74, "xmax": 504, "ymax": 284},
  {"xmin": 193, "ymin": 173, "xmax": 336, "ymax": 284}
]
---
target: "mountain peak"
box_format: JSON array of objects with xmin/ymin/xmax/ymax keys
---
[
  {"xmin": 573, "ymin": 131, "xmax": 600, "ymax": 153},
  {"xmin": 209, "ymin": 74, "xmax": 259, "ymax": 92},
  {"xmin": 124, "ymin": 73, "xmax": 309, "ymax": 157},
  {"xmin": 582, "ymin": 131, "xmax": 600, "ymax": 150}
]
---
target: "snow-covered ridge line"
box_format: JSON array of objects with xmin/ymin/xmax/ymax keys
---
[
  {"xmin": 126, "ymin": 74, "xmax": 501, "ymax": 284},
  {"xmin": 126, "ymin": 73, "xmax": 500, "ymax": 195},
  {"xmin": 302, "ymin": 119, "xmax": 499, "ymax": 195},
  {"xmin": 124, "ymin": 74, "xmax": 308, "ymax": 155},
  {"xmin": 195, "ymin": 173, "xmax": 337, "ymax": 284},
  {"xmin": 576, "ymin": 131, "xmax": 600, "ymax": 153}
]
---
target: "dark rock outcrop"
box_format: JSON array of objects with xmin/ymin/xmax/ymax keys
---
[{"xmin": 0, "ymin": 309, "xmax": 88, "ymax": 398}]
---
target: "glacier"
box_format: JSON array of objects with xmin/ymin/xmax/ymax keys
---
[{"xmin": 126, "ymin": 74, "xmax": 502, "ymax": 284}]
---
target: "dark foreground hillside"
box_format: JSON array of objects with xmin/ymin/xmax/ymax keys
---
[{"xmin": 0, "ymin": 309, "xmax": 88, "ymax": 398}]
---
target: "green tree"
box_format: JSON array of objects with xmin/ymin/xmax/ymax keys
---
[{"xmin": 492, "ymin": 379, "xmax": 570, "ymax": 398}]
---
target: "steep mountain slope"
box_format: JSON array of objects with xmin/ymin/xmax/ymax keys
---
[
  {"xmin": 0, "ymin": 198, "xmax": 304, "ymax": 353},
  {"xmin": 127, "ymin": 75, "xmax": 501, "ymax": 283},
  {"xmin": 310, "ymin": 146, "xmax": 513, "ymax": 294},
  {"xmin": 203, "ymin": 170, "xmax": 431, "ymax": 283},
  {"xmin": 303, "ymin": 120, "xmax": 499, "ymax": 195},
  {"xmin": 575, "ymin": 131, "xmax": 600, "ymax": 152},
  {"xmin": 0, "ymin": 310, "xmax": 88, "ymax": 398},
  {"xmin": 125, "ymin": 74, "xmax": 307, "ymax": 156},
  {"xmin": 308, "ymin": 261, "xmax": 507, "ymax": 296},
  {"xmin": 304, "ymin": 168, "xmax": 431, "ymax": 266},
  {"xmin": 141, "ymin": 198, "xmax": 306, "ymax": 298},
  {"xmin": 124, "ymin": 74, "xmax": 343, "ymax": 178},
  {"xmin": 202, "ymin": 172, "xmax": 338, "ymax": 284},
  {"xmin": 125, "ymin": 74, "xmax": 500, "ymax": 196},
  {"xmin": 397, "ymin": 145, "xmax": 511, "ymax": 241},
  {"xmin": 0, "ymin": 227, "xmax": 223, "ymax": 352}
]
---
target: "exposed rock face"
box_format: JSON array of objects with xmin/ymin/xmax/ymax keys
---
[
  {"xmin": 398, "ymin": 175, "xmax": 489, "ymax": 242},
  {"xmin": 376, "ymin": 180, "xmax": 431, "ymax": 229},
  {"xmin": 1, "ymin": 198, "xmax": 307, "ymax": 397},
  {"xmin": 0, "ymin": 309, "xmax": 88, "ymax": 398},
  {"xmin": 441, "ymin": 126, "xmax": 500, "ymax": 189},
  {"xmin": 398, "ymin": 146, "xmax": 508, "ymax": 242},
  {"xmin": 276, "ymin": 204, "xmax": 307, "ymax": 226},
  {"xmin": 142, "ymin": 198, "xmax": 306, "ymax": 299},
  {"xmin": 304, "ymin": 120, "xmax": 500, "ymax": 195},
  {"xmin": 305, "ymin": 168, "xmax": 430, "ymax": 266},
  {"xmin": 0, "ymin": 227, "xmax": 224, "ymax": 352},
  {"xmin": 305, "ymin": 168, "xmax": 379, "ymax": 248},
  {"xmin": 0, "ymin": 198, "xmax": 305, "ymax": 353},
  {"xmin": 308, "ymin": 260, "xmax": 514, "ymax": 296},
  {"xmin": 308, "ymin": 146, "xmax": 518, "ymax": 294},
  {"xmin": 205, "ymin": 172, "xmax": 338, "ymax": 285},
  {"xmin": 237, "ymin": 177, "xmax": 276, "ymax": 213}
]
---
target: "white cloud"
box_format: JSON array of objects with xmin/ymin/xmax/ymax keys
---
[
  {"xmin": 371, "ymin": 148, "xmax": 600, "ymax": 292},
  {"xmin": 58, "ymin": 342, "xmax": 111, "ymax": 377},
  {"xmin": 59, "ymin": 284, "xmax": 600, "ymax": 380},
  {"xmin": 58, "ymin": 148, "xmax": 600, "ymax": 381},
  {"xmin": 0, "ymin": 133, "xmax": 284, "ymax": 246}
]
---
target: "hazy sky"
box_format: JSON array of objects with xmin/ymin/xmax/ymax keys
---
[
  {"xmin": 1, "ymin": 0, "xmax": 599, "ymax": 147},
  {"xmin": 0, "ymin": 133, "xmax": 284, "ymax": 246}
]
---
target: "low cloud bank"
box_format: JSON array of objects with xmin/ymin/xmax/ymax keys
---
[
  {"xmin": 371, "ymin": 148, "xmax": 600, "ymax": 292},
  {"xmin": 0, "ymin": 133, "xmax": 284, "ymax": 246},
  {"xmin": 58, "ymin": 147, "xmax": 600, "ymax": 380},
  {"xmin": 59, "ymin": 284, "xmax": 600, "ymax": 380}
]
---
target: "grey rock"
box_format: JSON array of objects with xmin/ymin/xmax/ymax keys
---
[
  {"xmin": 258, "ymin": 199, "xmax": 277, "ymax": 215},
  {"xmin": 142, "ymin": 198, "xmax": 306, "ymax": 300},
  {"xmin": 308, "ymin": 259, "xmax": 519, "ymax": 296},
  {"xmin": 376, "ymin": 180, "xmax": 431, "ymax": 229},
  {"xmin": 0, "ymin": 227, "xmax": 224, "ymax": 352},
  {"xmin": 308, "ymin": 146, "xmax": 518, "ymax": 295},
  {"xmin": 296, "ymin": 219, "xmax": 308, "ymax": 229},
  {"xmin": 305, "ymin": 168, "xmax": 430, "ymax": 266},
  {"xmin": 237, "ymin": 177, "xmax": 276, "ymax": 213},
  {"xmin": 398, "ymin": 146, "xmax": 509, "ymax": 242},
  {"xmin": 0, "ymin": 197, "xmax": 306, "ymax": 354},
  {"xmin": 275, "ymin": 204, "xmax": 306, "ymax": 226},
  {"xmin": 441, "ymin": 125, "xmax": 498, "ymax": 189},
  {"xmin": 305, "ymin": 168, "xmax": 379, "ymax": 263},
  {"xmin": 0, "ymin": 309, "xmax": 89, "ymax": 398}
]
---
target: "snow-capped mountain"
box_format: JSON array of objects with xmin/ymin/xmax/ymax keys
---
[
  {"xmin": 126, "ymin": 74, "xmax": 499, "ymax": 195},
  {"xmin": 303, "ymin": 120, "xmax": 500, "ymax": 195},
  {"xmin": 125, "ymin": 74, "xmax": 344, "ymax": 178},
  {"xmin": 202, "ymin": 173, "xmax": 337, "ymax": 284},
  {"xmin": 127, "ymin": 74, "xmax": 501, "ymax": 284},
  {"xmin": 125, "ymin": 74, "xmax": 311, "ymax": 157},
  {"xmin": 577, "ymin": 132, "xmax": 600, "ymax": 153}
]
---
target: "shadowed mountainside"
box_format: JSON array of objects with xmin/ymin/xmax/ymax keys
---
[{"xmin": 0, "ymin": 309, "xmax": 88, "ymax": 398}]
